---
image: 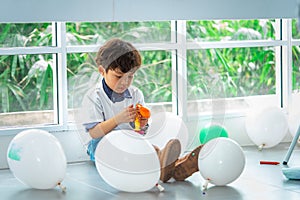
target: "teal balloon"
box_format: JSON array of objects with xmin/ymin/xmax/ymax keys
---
[{"xmin": 199, "ymin": 124, "xmax": 229, "ymax": 144}]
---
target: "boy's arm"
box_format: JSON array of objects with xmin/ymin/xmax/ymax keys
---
[
  {"xmin": 89, "ymin": 105, "xmax": 136, "ymax": 139},
  {"xmin": 89, "ymin": 117, "xmax": 118, "ymax": 139}
]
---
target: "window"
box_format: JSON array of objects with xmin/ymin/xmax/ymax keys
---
[
  {"xmin": 0, "ymin": 23, "xmax": 56, "ymax": 129},
  {"xmin": 185, "ymin": 19, "xmax": 281, "ymax": 118},
  {"xmin": 0, "ymin": 19, "xmax": 295, "ymax": 133}
]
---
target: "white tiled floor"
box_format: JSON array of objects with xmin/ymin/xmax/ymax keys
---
[{"xmin": 1, "ymin": 143, "xmax": 300, "ymax": 200}]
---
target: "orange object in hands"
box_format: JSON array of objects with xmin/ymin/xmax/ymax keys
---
[
  {"xmin": 136, "ymin": 103, "xmax": 151, "ymax": 118},
  {"xmin": 134, "ymin": 104, "xmax": 151, "ymax": 132}
]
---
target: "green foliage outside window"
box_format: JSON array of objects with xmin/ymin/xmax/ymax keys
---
[
  {"xmin": 0, "ymin": 23, "xmax": 52, "ymax": 47},
  {"xmin": 65, "ymin": 22, "xmax": 171, "ymax": 45},
  {"xmin": 0, "ymin": 23, "xmax": 53, "ymax": 113},
  {"xmin": 292, "ymin": 20, "xmax": 300, "ymax": 91},
  {"xmin": 187, "ymin": 47, "xmax": 275, "ymax": 100},
  {"xmin": 186, "ymin": 20, "xmax": 276, "ymax": 99},
  {"xmin": 187, "ymin": 20, "xmax": 275, "ymax": 41}
]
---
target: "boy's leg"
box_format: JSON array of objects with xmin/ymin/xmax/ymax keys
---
[
  {"xmin": 153, "ymin": 139, "xmax": 181, "ymax": 183},
  {"xmin": 173, "ymin": 144, "xmax": 203, "ymax": 181}
]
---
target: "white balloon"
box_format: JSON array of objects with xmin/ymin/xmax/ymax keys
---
[
  {"xmin": 145, "ymin": 112, "xmax": 188, "ymax": 155},
  {"xmin": 95, "ymin": 130, "xmax": 160, "ymax": 193},
  {"xmin": 7, "ymin": 129, "xmax": 67, "ymax": 189},
  {"xmin": 245, "ymin": 106, "xmax": 288, "ymax": 148},
  {"xmin": 198, "ymin": 137, "xmax": 245, "ymax": 186}
]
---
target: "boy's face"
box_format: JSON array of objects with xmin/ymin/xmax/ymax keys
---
[{"xmin": 99, "ymin": 66, "xmax": 135, "ymax": 94}]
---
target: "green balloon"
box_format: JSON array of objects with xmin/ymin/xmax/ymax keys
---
[{"xmin": 199, "ymin": 124, "xmax": 229, "ymax": 144}]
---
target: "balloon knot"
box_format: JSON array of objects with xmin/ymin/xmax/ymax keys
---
[
  {"xmin": 57, "ymin": 182, "xmax": 66, "ymax": 193},
  {"xmin": 156, "ymin": 183, "xmax": 165, "ymax": 192}
]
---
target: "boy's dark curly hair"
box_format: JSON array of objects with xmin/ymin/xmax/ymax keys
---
[{"xmin": 95, "ymin": 38, "xmax": 142, "ymax": 73}]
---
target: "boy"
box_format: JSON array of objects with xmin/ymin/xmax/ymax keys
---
[{"xmin": 83, "ymin": 38, "xmax": 202, "ymax": 183}]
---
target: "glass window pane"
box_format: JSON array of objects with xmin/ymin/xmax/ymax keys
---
[
  {"xmin": 136, "ymin": 51, "xmax": 172, "ymax": 104},
  {"xmin": 0, "ymin": 23, "xmax": 52, "ymax": 47},
  {"xmin": 0, "ymin": 54, "xmax": 55, "ymax": 128},
  {"xmin": 66, "ymin": 22, "xmax": 171, "ymax": 45},
  {"xmin": 292, "ymin": 46, "xmax": 300, "ymax": 92},
  {"xmin": 292, "ymin": 19, "xmax": 300, "ymax": 39},
  {"xmin": 187, "ymin": 47, "xmax": 276, "ymax": 100},
  {"xmin": 187, "ymin": 19, "xmax": 276, "ymax": 42},
  {"xmin": 67, "ymin": 52, "xmax": 97, "ymax": 113}
]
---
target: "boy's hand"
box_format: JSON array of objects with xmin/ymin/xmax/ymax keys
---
[{"xmin": 114, "ymin": 105, "xmax": 136, "ymax": 124}]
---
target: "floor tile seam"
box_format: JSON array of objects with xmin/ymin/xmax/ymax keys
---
[{"xmin": 65, "ymin": 176, "xmax": 117, "ymax": 197}]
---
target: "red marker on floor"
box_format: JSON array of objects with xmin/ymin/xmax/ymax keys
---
[{"xmin": 260, "ymin": 161, "xmax": 280, "ymax": 165}]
